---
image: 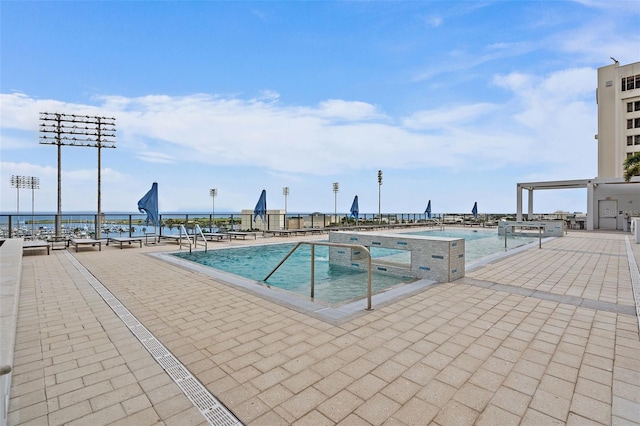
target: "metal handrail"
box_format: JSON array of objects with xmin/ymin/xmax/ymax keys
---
[
  {"xmin": 505, "ymin": 224, "xmax": 543, "ymax": 249},
  {"xmin": 178, "ymin": 225, "xmax": 193, "ymax": 252},
  {"xmin": 264, "ymin": 241, "xmax": 373, "ymax": 310},
  {"xmin": 194, "ymin": 224, "xmax": 208, "ymax": 253}
]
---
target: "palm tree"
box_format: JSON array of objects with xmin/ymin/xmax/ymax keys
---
[{"xmin": 624, "ymin": 152, "xmax": 640, "ymax": 181}]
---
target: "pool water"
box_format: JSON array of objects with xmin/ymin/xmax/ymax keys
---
[
  {"xmin": 174, "ymin": 243, "xmax": 410, "ymax": 305},
  {"xmin": 172, "ymin": 229, "xmax": 538, "ymax": 305},
  {"xmin": 403, "ymin": 228, "xmax": 538, "ymax": 263}
]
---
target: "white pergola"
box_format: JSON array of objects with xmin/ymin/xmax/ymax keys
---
[{"xmin": 516, "ymin": 177, "xmax": 640, "ymax": 231}]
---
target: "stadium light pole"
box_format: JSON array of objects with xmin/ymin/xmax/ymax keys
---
[
  {"xmin": 377, "ymin": 170, "xmax": 383, "ymax": 225},
  {"xmin": 39, "ymin": 112, "xmax": 116, "ymax": 238},
  {"xmin": 282, "ymin": 187, "xmax": 289, "ymax": 230},
  {"xmin": 27, "ymin": 177, "xmax": 39, "ymax": 239},
  {"xmin": 210, "ymin": 188, "xmax": 217, "ymax": 231},
  {"xmin": 333, "ymin": 182, "xmax": 339, "ymax": 224},
  {"xmin": 11, "ymin": 175, "xmax": 27, "ymax": 236}
]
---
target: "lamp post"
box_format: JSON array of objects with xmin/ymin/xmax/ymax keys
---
[
  {"xmin": 377, "ymin": 170, "xmax": 383, "ymax": 225},
  {"xmin": 210, "ymin": 188, "xmax": 217, "ymax": 231},
  {"xmin": 282, "ymin": 187, "xmax": 289, "ymax": 229},
  {"xmin": 333, "ymin": 182, "xmax": 339, "ymax": 224}
]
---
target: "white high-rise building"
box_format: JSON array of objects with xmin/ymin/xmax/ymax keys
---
[
  {"xmin": 596, "ymin": 60, "xmax": 640, "ymax": 178},
  {"xmin": 517, "ymin": 60, "xmax": 640, "ymax": 231}
]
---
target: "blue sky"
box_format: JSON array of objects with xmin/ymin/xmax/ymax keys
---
[{"xmin": 2, "ymin": 1, "xmax": 639, "ymax": 215}]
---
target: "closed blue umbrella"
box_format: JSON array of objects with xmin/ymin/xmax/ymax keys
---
[
  {"xmin": 425, "ymin": 200, "xmax": 432, "ymax": 219},
  {"xmin": 472, "ymin": 201, "xmax": 478, "ymax": 219},
  {"xmin": 350, "ymin": 195, "xmax": 359, "ymax": 221},
  {"xmin": 254, "ymin": 189, "xmax": 267, "ymax": 222},
  {"xmin": 138, "ymin": 182, "xmax": 158, "ymax": 227}
]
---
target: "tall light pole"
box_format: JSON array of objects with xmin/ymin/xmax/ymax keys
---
[
  {"xmin": 27, "ymin": 177, "xmax": 39, "ymax": 239},
  {"xmin": 282, "ymin": 187, "xmax": 289, "ymax": 229},
  {"xmin": 210, "ymin": 188, "xmax": 217, "ymax": 231},
  {"xmin": 39, "ymin": 112, "xmax": 116, "ymax": 238},
  {"xmin": 333, "ymin": 182, "xmax": 339, "ymax": 224},
  {"xmin": 11, "ymin": 175, "xmax": 27, "ymax": 236},
  {"xmin": 377, "ymin": 170, "xmax": 383, "ymax": 225}
]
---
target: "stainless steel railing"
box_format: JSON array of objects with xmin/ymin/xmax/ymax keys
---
[{"xmin": 264, "ymin": 241, "xmax": 374, "ymax": 310}]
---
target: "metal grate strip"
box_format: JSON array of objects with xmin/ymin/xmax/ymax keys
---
[
  {"xmin": 158, "ymin": 355, "xmax": 182, "ymax": 370},
  {"xmin": 121, "ymin": 315, "xmax": 140, "ymax": 327},
  {"xmin": 64, "ymin": 251, "xmax": 243, "ymax": 426},
  {"xmin": 131, "ymin": 325, "xmax": 154, "ymax": 341},
  {"xmin": 166, "ymin": 364, "xmax": 191, "ymax": 381}
]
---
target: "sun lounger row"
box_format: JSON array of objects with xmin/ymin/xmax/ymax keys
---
[
  {"xmin": 20, "ymin": 237, "xmax": 147, "ymax": 254},
  {"xmin": 201, "ymin": 231, "xmax": 259, "ymax": 240},
  {"xmin": 265, "ymin": 228, "xmax": 324, "ymax": 237},
  {"xmin": 162, "ymin": 231, "xmax": 259, "ymax": 243}
]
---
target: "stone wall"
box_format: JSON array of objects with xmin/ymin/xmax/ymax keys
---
[
  {"xmin": 497, "ymin": 220, "xmax": 564, "ymax": 237},
  {"xmin": 328, "ymin": 231, "xmax": 465, "ymax": 282}
]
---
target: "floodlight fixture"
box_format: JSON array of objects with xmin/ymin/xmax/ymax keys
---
[{"xmin": 39, "ymin": 112, "xmax": 116, "ymax": 237}]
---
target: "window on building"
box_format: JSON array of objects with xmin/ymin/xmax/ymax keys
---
[
  {"xmin": 623, "ymin": 75, "xmax": 640, "ymax": 91},
  {"xmin": 629, "ymin": 102, "xmax": 634, "ymax": 112},
  {"xmin": 635, "ymin": 135, "xmax": 640, "ymax": 145},
  {"xmin": 636, "ymin": 118, "xmax": 640, "ymax": 128},
  {"xmin": 629, "ymin": 119, "xmax": 634, "ymax": 129},
  {"xmin": 636, "ymin": 101, "xmax": 640, "ymax": 111},
  {"xmin": 628, "ymin": 152, "xmax": 634, "ymax": 158},
  {"xmin": 628, "ymin": 136, "xmax": 634, "ymax": 146}
]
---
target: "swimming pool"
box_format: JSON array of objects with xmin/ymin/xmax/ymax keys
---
[
  {"xmin": 171, "ymin": 229, "xmax": 539, "ymax": 305},
  {"xmin": 403, "ymin": 228, "xmax": 537, "ymax": 263}
]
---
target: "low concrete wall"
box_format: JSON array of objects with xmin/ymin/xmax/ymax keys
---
[
  {"xmin": 328, "ymin": 231, "xmax": 465, "ymax": 282},
  {"xmin": 0, "ymin": 238, "xmax": 23, "ymax": 426},
  {"xmin": 497, "ymin": 220, "xmax": 565, "ymax": 237}
]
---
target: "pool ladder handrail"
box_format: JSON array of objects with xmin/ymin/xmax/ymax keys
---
[
  {"xmin": 178, "ymin": 224, "xmax": 208, "ymax": 253},
  {"xmin": 193, "ymin": 224, "xmax": 208, "ymax": 253},
  {"xmin": 264, "ymin": 241, "xmax": 374, "ymax": 310}
]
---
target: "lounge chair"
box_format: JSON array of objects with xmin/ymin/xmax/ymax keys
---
[
  {"xmin": 106, "ymin": 236, "xmax": 144, "ymax": 249},
  {"xmin": 69, "ymin": 238, "xmax": 102, "ymax": 252},
  {"xmin": 22, "ymin": 240, "xmax": 50, "ymax": 255}
]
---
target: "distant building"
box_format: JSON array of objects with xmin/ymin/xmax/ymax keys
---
[{"xmin": 596, "ymin": 60, "xmax": 640, "ymax": 177}]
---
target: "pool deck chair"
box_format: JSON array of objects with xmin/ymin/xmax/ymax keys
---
[
  {"xmin": 203, "ymin": 232, "xmax": 232, "ymax": 241},
  {"xmin": 228, "ymin": 231, "xmax": 258, "ymax": 240},
  {"xmin": 22, "ymin": 240, "xmax": 50, "ymax": 255},
  {"xmin": 106, "ymin": 237, "xmax": 143, "ymax": 249},
  {"xmin": 160, "ymin": 235, "xmax": 183, "ymax": 244},
  {"xmin": 69, "ymin": 238, "xmax": 102, "ymax": 252},
  {"xmin": 265, "ymin": 229, "xmax": 323, "ymax": 237}
]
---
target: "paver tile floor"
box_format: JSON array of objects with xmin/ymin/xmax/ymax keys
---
[{"xmin": 7, "ymin": 230, "xmax": 640, "ymax": 425}]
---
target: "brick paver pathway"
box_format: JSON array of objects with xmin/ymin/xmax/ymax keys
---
[{"xmin": 8, "ymin": 231, "xmax": 640, "ymax": 425}]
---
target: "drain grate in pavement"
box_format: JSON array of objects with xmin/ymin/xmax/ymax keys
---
[{"xmin": 64, "ymin": 251, "xmax": 243, "ymax": 426}]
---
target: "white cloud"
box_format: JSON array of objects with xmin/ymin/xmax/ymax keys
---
[
  {"xmin": 136, "ymin": 151, "xmax": 176, "ymax": 164},
  {"xmin": 402, "ymin": 103, "xmax": 498, "ymax": 130},
  {"xmin": 1, "ymin": 77, "xmax": 596, "ymax": 177},
  {"xmin": 422, "ymin": 15, "xmax": 442, "ymax": 28},
  {"xmin": 315, "ymin": 99, "xmax": 383, "ymax": 121},
  {"xmin": 1, "ymin": 65, "xmax": 600, "ymax": 212}
]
